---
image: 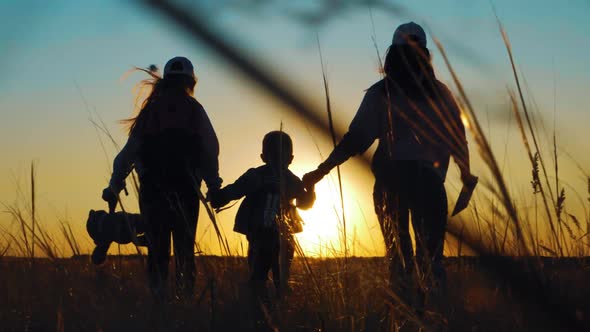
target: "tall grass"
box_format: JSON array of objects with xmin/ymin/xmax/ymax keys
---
[
  {"xmin": 59, "ymin": 220, "xmax": 81, "ymax": 257},
  {"xmin": 2, "ymin": 164, "xmax": 61, "ymax": 260},
  {"xmin": 1, "ymin": 2, "xmax": 589, "ymax": 331},
  {"xmin": 30, "ymin": 162, "xmax": 36, "ymax": 262},
  {"xmin": 316, "ymin": 36, "xmax": 349, "ymax": 259}
]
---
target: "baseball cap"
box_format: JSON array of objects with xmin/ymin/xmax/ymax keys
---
[
  {"xmin": 392, "ymin": 22, "xmax": 427, "ymax": 48},
  {"xmin": 163, "ymin": 56, "xmax": 195, "ymax": 78}
]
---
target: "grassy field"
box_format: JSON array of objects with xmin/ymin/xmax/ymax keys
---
[
  {"xmin": 1, "ymin": 255, "xmax": 589, "ymax": 331},
  {"xmin": 1, "ymin": 5, "xmax": 589, "ymax": 331}
]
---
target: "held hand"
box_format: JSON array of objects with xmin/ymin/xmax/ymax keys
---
[
  {"xmin": 102, "ymin": 187, "xmax": 118, "ymax": 214},
  {"xmin": 208, "ymin": 189, "xmax": 225, "ymax": 210},
  {"xmin": 303, "ymin": 168, "xmax": 327, "ymax": 189}
]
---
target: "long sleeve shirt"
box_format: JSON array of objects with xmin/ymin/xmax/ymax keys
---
[
  {"xmin": 109, "ymin": 94, "xmax": 222, "ymax": 193},
  {"xmin": 215, "ymin": 165, "xmax": 315, "ymax": 236},
  {"xmin": 319, "ymin": 79, "xmax": 469, "ymax": 182}
]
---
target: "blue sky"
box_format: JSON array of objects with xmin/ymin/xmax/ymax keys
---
[{"xmin": 1, "ymin": 0, "xmax": 588, "ymax": 256}]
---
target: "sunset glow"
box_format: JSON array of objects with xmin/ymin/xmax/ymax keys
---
[
  {"xmin": 296, "ymin": 179, "xmax": 349, "ymax": 257},
  {"xmin": 0, "ymin": 1, "xmax": 588, "ymax": 259}
]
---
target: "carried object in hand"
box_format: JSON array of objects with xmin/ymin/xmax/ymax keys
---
[
  {"xmin": 86, "ymin": 209, "xmax": 146, "ymax": 265},
  {"xmin": 452, "ymin": 174, "xmax": 478, "ymax": 216}
]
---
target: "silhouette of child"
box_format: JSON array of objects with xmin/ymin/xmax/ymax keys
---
[
  {"xmin": 86, "ymin": 209, "xmax": 147, "ymax": 265},
  {"xmin": 210, "ymin": 131, "xmax": 315, "ymax": 296}
]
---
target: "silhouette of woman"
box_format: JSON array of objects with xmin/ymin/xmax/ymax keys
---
[
  {"xmin": 303, "ymin": 22, "xmax": 474, "ymax": 305},
  {"xmin": 102, "ymin": 56, "xmax": 221, "ymax": 301}
]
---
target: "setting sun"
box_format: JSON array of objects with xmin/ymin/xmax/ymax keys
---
[{"xmin": 296, "ymin": 178, "xmax": 347, "ymax": 257}]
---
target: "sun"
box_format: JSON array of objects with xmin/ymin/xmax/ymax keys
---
[{"xmin": 295, "ymin": 179, "xmax": 348, "ymax": 257}]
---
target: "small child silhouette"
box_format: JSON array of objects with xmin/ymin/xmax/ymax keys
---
[{"xmin": 210, "ymin": 131, "xmax": 315, "ymax": 296}]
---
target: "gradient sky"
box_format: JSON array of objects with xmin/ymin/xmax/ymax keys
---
[{"xmin": 1, "ymin": 0, "xmax": 589, "ymax": 257}]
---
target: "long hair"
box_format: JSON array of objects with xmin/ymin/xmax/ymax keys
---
[
  {"xmin": 123, "ymin": 67, "xmax": 197, "ymax": 135},
  {"xmin": 383, "ymin": 44, "xmax": 437, "ymax": 100}
]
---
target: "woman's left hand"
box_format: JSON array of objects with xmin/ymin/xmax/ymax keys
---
[{"xmin": 102, "ymin": 187, "xmax": 118, "ymax": 213}]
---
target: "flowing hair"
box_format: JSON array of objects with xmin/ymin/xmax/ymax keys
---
[
  {"xmin": 383, "ymin": 44, "xmax": 437, "ymax": 100},
  {"xmin": 122, "ymin": 66, "xmax": 197, "ymax": 135}
]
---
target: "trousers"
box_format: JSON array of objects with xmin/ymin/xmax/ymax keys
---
[
  {"xmin": 373, "ymin": 161, "xmax": 448, "ymax": 291},
  {"xmin": 139, "ymin": 185, "xmax": 200, "ymax": 300},
  {"xmin": 248, "ymin": 227, "xmax": 295, "ymax": 291}
]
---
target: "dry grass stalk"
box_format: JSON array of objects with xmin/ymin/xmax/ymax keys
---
[
  {"xmin": 59, "ymin": 221, "xmax": 81, "ymax": 257},
  {"xmin": 509, "ymin": 92, "xmax": 559, "ymax": 250},
  {"xmin": 433, "ymin": 38, "xmax": 530, "ymax": 255},
  {"xmin": 316, "ymin": 36, "xmax": 348, "ymax": 259},
  {"xmin": 30, "ymin": 162, "xmax": 36, "ymax": 261}
]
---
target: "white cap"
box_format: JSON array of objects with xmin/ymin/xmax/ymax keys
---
[
  {"xmin": 163, "ymin": 56, "xmax": 195, "ymax": 78},
  {"xmin": 392, "ymin": 22, "xmax": 427, "ymax": 48}
]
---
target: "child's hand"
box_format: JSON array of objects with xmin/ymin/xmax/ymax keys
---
[{"xmin": 303, "ymin": 181, "xmax": 315, "ymax": 194}]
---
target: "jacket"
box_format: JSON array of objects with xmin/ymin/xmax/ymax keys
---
[
  {"xmin": 319, "ymin": 79, "xmax": 468, "ymax": 182},
  {"xmin": 109, "ymin": 94, "xmax": 222, "ymax": 193},
  {"xmin": 216, "ymin": 165, "xmax": 315, "ymax": 237}
]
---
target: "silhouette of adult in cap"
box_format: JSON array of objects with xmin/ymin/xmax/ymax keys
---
[
  {"xmin": 304, "ymin": 22, "xmax": 474, "ymax": 306},
  {"xmin": 102, "ymin": 56, "xmax": 221, "ymax": 301}
]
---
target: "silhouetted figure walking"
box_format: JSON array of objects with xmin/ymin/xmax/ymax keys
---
[
  {"xmin": 211, "ymin": 131, "xmax": 315, "ymax": 298},
  {"xmin": 102, "ymin": 56, "xmax": 221, "ymax": 301},
  {"xmin": 303, "ymin": 22, "xmax": 474, "ymax": 308}
]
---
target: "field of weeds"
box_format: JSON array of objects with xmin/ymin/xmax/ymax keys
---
[
  {"xmin": 1, "ymin": 255, "xmax": 590, "ymax": 331},
  {"xmin": 2, "ymin": 2, "xmax": 590, "ymax": 332}
]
